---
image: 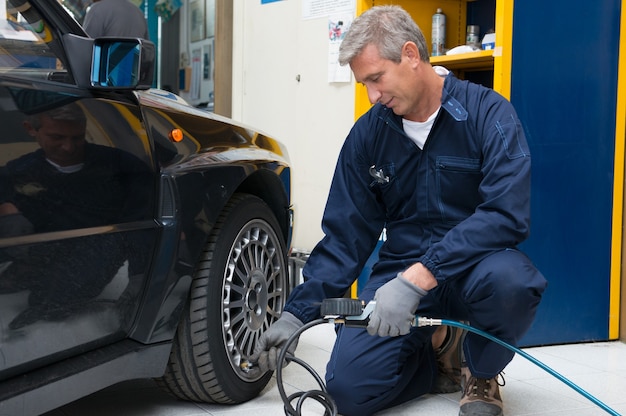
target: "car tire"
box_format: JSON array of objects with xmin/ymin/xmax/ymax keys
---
[{"xmin": 157, "ymin": 193, "xmax": 289, "ymax": 403}]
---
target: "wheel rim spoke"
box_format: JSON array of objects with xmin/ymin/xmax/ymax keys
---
[{"xmin": 222, "ymin": 219, "xmax": 286, "ymax": 380}]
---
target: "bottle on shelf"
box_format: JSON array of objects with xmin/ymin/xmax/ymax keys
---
[
  {"xmin": 431, "ymin": 8, "xmax": 446, "ymax": 56},
  {"xmin": 466, "ymin": 25, "xmax": 481, "ymax": 49}
]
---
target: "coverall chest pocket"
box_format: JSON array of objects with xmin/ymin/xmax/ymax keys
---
[
  {"xmin": 435, "ymin": 156, "xmax": 482, "ymax": 222},
  {"xmin": 369, "ymin": 163, "xmax": 403, "ymax": 216}
]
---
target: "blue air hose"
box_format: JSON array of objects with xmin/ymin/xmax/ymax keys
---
[
  {"xmin": 434, "ymin": 318, "xmax": 621, "ymax": 416},
  {"xmin": 270, "ymin": 307, "xmax": 621, "ymax": 416}
]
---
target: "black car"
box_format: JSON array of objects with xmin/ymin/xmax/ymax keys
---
[{"xmin": 0, "ymin": 1, "xmax": 294, "ymax": 415}]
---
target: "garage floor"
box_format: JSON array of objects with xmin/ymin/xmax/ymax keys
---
[{"xmin": 44, "ymin": 324, "xmax": 626, "ymax": 416}]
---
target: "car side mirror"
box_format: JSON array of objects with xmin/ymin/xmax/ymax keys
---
[
  {"xmin": 63, "ymin": 34, "xmax": 155, "ymax": 90},
  {"xmin": 91, "ymin": 38, "xmax": 155, "ymax": 89}
]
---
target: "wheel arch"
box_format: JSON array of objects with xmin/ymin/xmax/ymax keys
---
[
  {"xmin": 172, "ymin": 161, "xmax": 292, "ymax": 265},
  {"xmin": 236, "ymin": 167, "xmax": 292, "ymax": 250}
]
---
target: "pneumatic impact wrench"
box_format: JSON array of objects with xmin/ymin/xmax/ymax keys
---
[{"xmin": 319, "ymin": 297, "xmax": 441, "ymax": 328}]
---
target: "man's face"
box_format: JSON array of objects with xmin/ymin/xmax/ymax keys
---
[
  {"xmin": 350, "ymin": 43, "xmax": 420, "ymax": 117},
  {"xmin": 26, "ymin": 115, "xmax": 87, "ymax": 167}
]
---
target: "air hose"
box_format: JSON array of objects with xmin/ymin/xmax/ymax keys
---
[
  {"xmin": 440, "ymin": 319, "xmax": 620, "ymax": 416},
  {"xmin": 269, "ymin": 299, "xmax": 621, "ymax": 416},
  {"xmin": 275, "ymin": 318, "xmax": 336, "ymax": 416}
]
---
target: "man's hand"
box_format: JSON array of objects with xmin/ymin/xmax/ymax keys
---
[
  {"xmin": 248, "ymin": 311, "xmax": 303, "ymax": 376},
  {"xmin": 0, "ymin": 202, "xmax": 19, "ymax": 216},
  {"xmin": 0, "ymin": 212, "xmax": 33, "ymax": 237},
  {"xmin": 0, "ymin": 212, "xmax": 34, "ymax": 260},
  {"xmin": 367, "ymin": 272, "xmax": 428, "ymax": 337}
]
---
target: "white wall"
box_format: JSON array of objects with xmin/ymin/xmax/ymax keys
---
[{"xmin": 232, "ymin": 1, "xmax": 356, "ymax": 251}]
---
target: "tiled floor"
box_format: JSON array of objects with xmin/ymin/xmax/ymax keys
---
[{"xmin": 45, "ymin": 324, "xmax": 626, "ymax": 416}]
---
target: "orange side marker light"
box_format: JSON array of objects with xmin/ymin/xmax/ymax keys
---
[{"xmin": 169, "ymin": 128, "xmax": 183, "ymax": 142}]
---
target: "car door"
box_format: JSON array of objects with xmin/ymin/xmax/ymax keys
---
[{"xmin": 0, "ymin": 4, "xmax": 158, "ymax": 378}]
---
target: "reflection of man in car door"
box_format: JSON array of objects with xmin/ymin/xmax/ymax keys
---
[
  {"xmin": 0, "ymin": 102, "xmax": 151, "ymax": 328},
  {"xmin": 1, "ymin": 102, "xmax": 149, "ymax": 231}
]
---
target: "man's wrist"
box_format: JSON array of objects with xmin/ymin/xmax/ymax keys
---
[
  {"xmin": 400, "ymin": 262, "xmax": 438, "ymax": 291},
  {"xmin": 397, "ymin": 272, "xmax": 429, "ymax": 296}
]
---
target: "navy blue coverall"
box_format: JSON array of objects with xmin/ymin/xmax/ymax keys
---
[{"xmin": 284, "ymin": 73, "xmax": 547, "ymax": 415}]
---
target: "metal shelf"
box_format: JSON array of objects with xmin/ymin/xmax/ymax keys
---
[{"xmin": 430, "ymin": 49, "xmax": 494, "ymax": 71}]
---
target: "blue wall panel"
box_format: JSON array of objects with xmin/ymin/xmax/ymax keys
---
[{"xmin": 511, "ymin": 1, "xmax": 621, "ymax": 345}]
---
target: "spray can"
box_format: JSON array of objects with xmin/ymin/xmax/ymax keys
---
[
  {"xmin": 431, "ymin": 8, "xmax": 446, "ymax": 56},
  {"xmin": 466, "ymin": 25, "xmax": 481, "ymax": 49}
]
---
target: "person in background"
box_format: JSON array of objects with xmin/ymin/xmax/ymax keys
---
[
  {"xmin": 83, "ymin": 0, "xmax": 149, "ymax": 39},
  {"xmin": 251, "ymin": 5, "xmax": 547, "ymax": 416}
]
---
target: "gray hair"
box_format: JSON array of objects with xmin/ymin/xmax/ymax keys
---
[
  {"xmin": 338, "ymin": 5, "xmax": 429, "ymax": 66},
  {"xmin": 27, "ymin": 102, "xmax": 86, "ymax": 130}
]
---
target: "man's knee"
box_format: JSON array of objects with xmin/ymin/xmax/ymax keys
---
[
  {"xmin": 467, "ymin": 249, "xmax": 546, "ymax": 306},
  {"xmin": 458, "ymin": 250, "xmax": 547, "ymax": 347}
]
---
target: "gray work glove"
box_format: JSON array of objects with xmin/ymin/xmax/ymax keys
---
[
  {"xmin": 0, "ymin": 213, "xmax": 34, "ymax": 261},
  {"xmin": 249, "ymin": 311, "xmax": 303, "ymax": 375},
  {"xmin": 367, "ymin": 272, "xmax": 428, "ymax": 337},
  {"xmin": 0, "ymin": 213, "xmax": 33, "ymax": 237}
]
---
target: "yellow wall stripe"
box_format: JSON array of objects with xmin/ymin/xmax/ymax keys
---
[
  {"xmin": 610, "ymin": 0, "xmax": 626, "ymax": 340},
  {"xmin": 493, "ymin": 0, "xmax": 513, "ymax": 98}
]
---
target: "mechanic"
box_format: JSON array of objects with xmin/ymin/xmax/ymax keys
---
[{"xmin": 251, "ymin": 5, "xmax": 547, "ymax": 416}]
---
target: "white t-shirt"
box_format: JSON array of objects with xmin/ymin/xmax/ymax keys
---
[
  {"xmin": 47, "ymin": 159, "xmax": 84, "ymax": 173},
  {"xmin": 402, "ymin": 107, "xmax": 440, "ymax": 149}
]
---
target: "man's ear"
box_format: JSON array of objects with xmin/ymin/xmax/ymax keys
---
[
  {"xmin": 23, "ymin": 120, "xmax": 37, "ymax": 137},
  {"xmin": 403, "ymin": 41, "xmax": 421, "ymax": 62}
]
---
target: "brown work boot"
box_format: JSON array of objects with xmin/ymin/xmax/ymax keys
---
[
  {"xmin": 459, "ymin": 365, "xmax": 505, "ymax": 416},
  {"xmin": 430, "ymin": 325, "xmax": 465, "ymax": 393}
]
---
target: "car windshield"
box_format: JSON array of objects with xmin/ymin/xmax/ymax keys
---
[{"xmin": 0, "ymin": 1, "xmax": 67, "ymax": 80}]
